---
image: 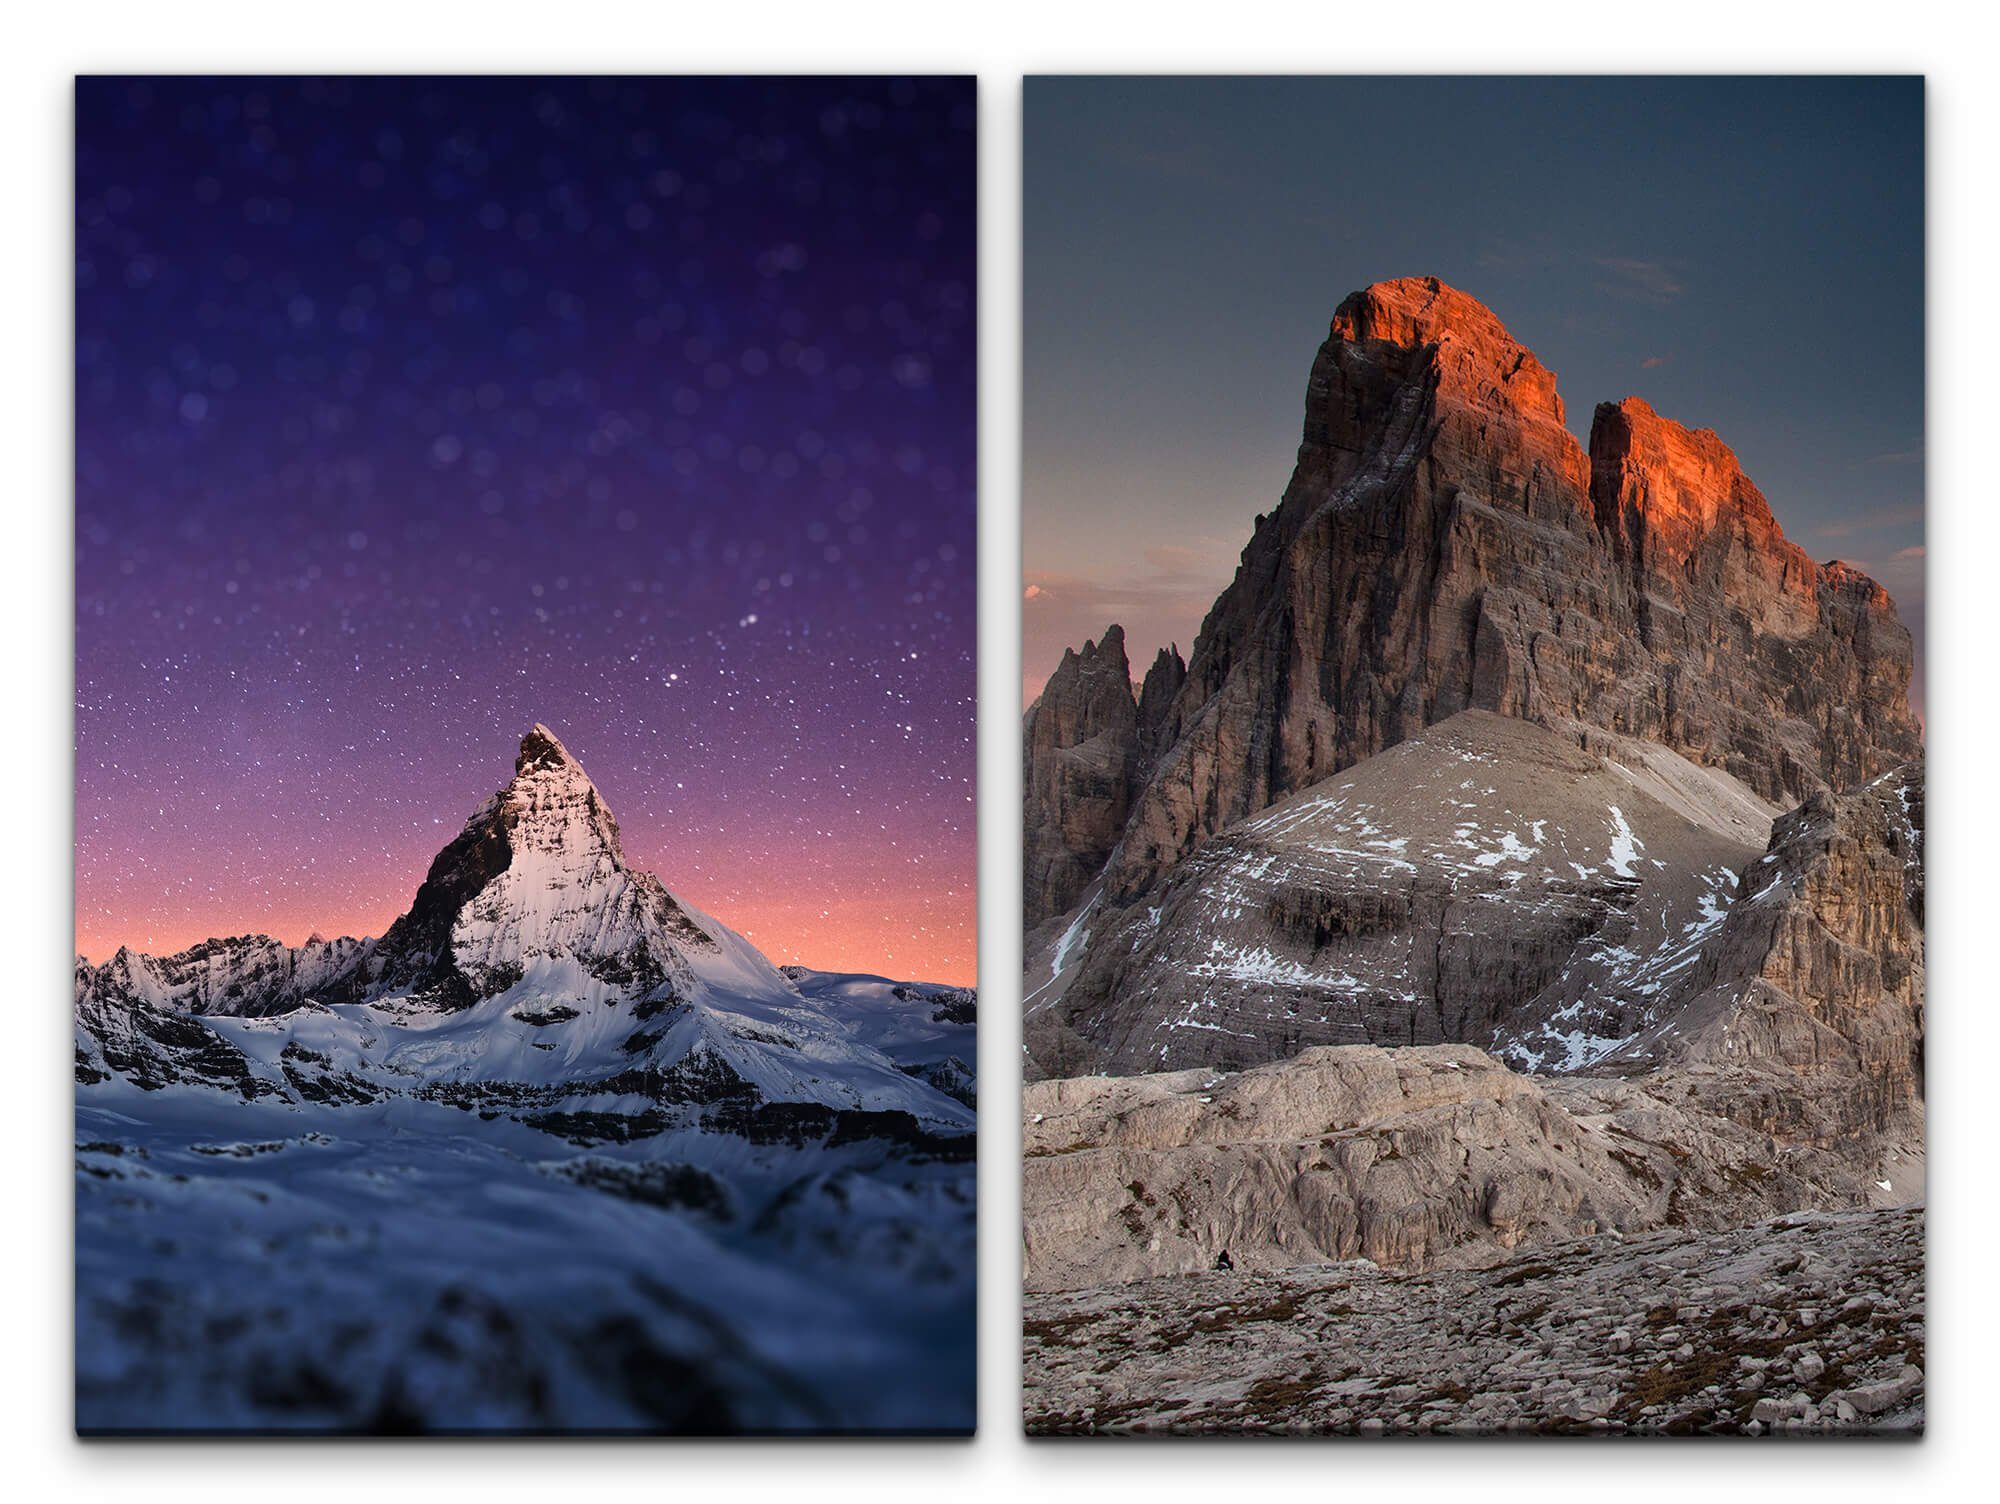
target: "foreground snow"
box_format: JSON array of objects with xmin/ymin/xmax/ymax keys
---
[{"xmin": 78, "ymin": 1082, "xmax": 972, "ymax": 1432}]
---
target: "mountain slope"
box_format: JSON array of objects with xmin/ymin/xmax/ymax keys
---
[
  {"xmin": 1023, "ymin": 756, "xmax": 1924, "ymax": 1292},
  {"xmin": 1031, "ymin": 711, "xmax": 1779, "ymax": 1078}
]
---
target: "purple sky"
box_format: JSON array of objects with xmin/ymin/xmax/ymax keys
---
[{"xmin": 76, "ymin": 76, "xmax": 977, "ymax": 982}]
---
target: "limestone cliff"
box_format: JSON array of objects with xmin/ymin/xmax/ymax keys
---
[{"xmin": 1029, "ymin": 277, "xmax": 1921, "ymax": 912}]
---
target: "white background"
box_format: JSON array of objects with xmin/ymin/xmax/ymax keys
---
[{"xmin": 3, "ymin": 1, "xmax": 1996, "ymax": 1496}]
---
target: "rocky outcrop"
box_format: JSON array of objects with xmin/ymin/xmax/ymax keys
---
[
  {"xmin": 1135, "ymin": 643, "xmax": 1186, "ymax": 751},
  {"xmin": 1025, "ymin": 1046, "xmax": 1637, "ymax": 1289},
  {"xmin": 1024, "ymin": 632, "xmax": 1190, "ymax": 929},
  {"xmin": 1022, "ymin": 1038, "xmax": 1921, "ymax": 1294},
  {"xmin": 1585, "ymin": 398, "xmax": 1915, "ymax": 805},
  {"xmin": 73, "ymin": 934, "xmax": 370, "ymax": 1021},
  {"xmin": 1022, "ymin": 755, "xmax": 1924, "ymax": 1292},
  {"xmin": 1609, "ymin": 761, "xmax": 1926, "ymax": 1141},
  {"xmin": 1034, "ymin": 277, "xmax": 1920, "ymax": 910}
]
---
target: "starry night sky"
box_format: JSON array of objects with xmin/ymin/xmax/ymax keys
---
[{"xmin": 76, "ymin": 76, "xmax": 977, "ymax": 982}]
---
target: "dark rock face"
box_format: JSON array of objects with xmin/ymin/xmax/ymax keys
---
[
  {"xmin": 73, "ymin": 935, "xmax": 372, "ymax": 1021},
  {"xmin": 900, "ymin": 1054, "xmax": 977, "ymax": 1108},
  {"xmin": 1022, "ymin": 627, "xmax": 1141, "ymax": 927},
  {"xmin": 1135, "ymin": 644, "xmax": 1187, "ymax": 753},
  {"xmin": 1023, "ymin": 631, "xmax": 1188, "ymax": 928},
  {"xmin": 1032, "ymin": 277, "xmax": 1921, "ymax": 911},
  {"xmin": 327, "ymin": 790, "xmax": 519, "ymax": 1007},
  {"xmin": 73, "ymin": 989, "xmax": 276, "ymax": 1099}
]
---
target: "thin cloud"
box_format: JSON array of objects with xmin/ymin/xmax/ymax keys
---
[
  {"xmin": 1143, "ymin": 543, "xmax": 1216, "ymax": 575},
  {"xmin": 1812, "ymin": 501, "xmax": 1925, "ymax": 541},
  {"xmin": 1594, "ymin": 257, "xmax": 1684, "ymax": 303},
  {"xmin": 1641, "ymin": 354, "xmax": 1670, "ymax": 370},
  {"xmin": 1471, "ymin": 235, "xmax": 1568, "ymax": 274}
]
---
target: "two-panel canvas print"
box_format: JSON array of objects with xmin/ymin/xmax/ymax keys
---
[
  {"xmin": 74, "ymin": 76, "xmax": 977, "ymax": 1433},
  {"xmin": 73, "ymin": 71, "xmax": 1923, "ymax": 1441},
  {"xmin": 1020, "ymin": 77, "xmax": 1925, "ymax": 1435}
]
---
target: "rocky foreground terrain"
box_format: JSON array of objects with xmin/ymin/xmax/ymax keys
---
[{"xmin": 1025, "ymin": 1206, "xmax": 1923, "ymax": 1435}]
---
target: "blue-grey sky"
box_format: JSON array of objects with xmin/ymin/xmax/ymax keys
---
[{"xmin": 1023, "ymin": 76, "xmax": 1925, "ymax": 712}]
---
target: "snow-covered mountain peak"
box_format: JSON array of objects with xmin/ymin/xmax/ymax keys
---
[
  {"xmin": 424, "ymin": 723, "xmax": 740, "ymax": 1008},
  {"xmin": 77, "ymin": 723, "xmax": 980, "ymax": 1427},
  {"xmin": 76, "ymin": 726, "xmax": 977, "ymax": 1135},
  {"xmin": 485, "ymin": 722, "xmax": 628, "ymax": 870},
  {"xmin": 516, "ymin": 721, "xmax": 585, "ymax": 777}
]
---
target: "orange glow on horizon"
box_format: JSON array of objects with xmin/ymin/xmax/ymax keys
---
[{"xmin": 75, "ymin": 881, "xmax": 976, "ymax": 988}]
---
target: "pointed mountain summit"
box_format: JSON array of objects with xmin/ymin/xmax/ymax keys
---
[
  {"xmin": 1023, "ymin": 628, "xmax": 1142, "ymax": 925},
  {"xmin": 317, "ymin": 723, "xmax": 731, "ymax": 1012},
  {"xmin": 516, "ymin": 720, "xmax": 583, "ymax": 774},
  {"xmin": 1023, "ymin": 632, "xmax": 1193, "ymax": 927}
]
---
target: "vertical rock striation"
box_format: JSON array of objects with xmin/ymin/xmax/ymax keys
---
[
  {"xmin": 1022, "ymin": 627, "xmax": 1140, "ymax": 927},
  {"xmin": 1619, "ymin": 761, "xmax": 1926, "ymax": 1140}
]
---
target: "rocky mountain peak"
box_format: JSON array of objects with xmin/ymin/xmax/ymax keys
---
[
  {"xmin": 515, "ymin": 721, "xmax": 584, "ymax": 778},
  {"xmin": 1821, "ymin": 558, "xmax": 1897, "ymax": 608},
  {"xmin": 1068, "ymin": 624, "xmax": 1127, "ymax": 672},
  {"xmin": 1137, "ymin": 645, "xmax": 1186, "ymax": 742},
  {"xmin": 1588, "ymin": 395, "xmax": 1787, "ymax": 570},
  {"xmin": 492, "ymin": 722, "xmax": 625, "ymax": 868},
  {"xmin": 1331, "ymin": 275, "xmax": 1570, "ymax": 432},
  {"xmin": 282, "ymin": 724, "xmax": 667, "ymax": 1010},
  {"xmin": 1027, "ymin": 275, "xmax": 1921, "ymax": 918},
  {"xmin": 1023, "ymin": 625, "xmax": 1145, "ymax": 926}
]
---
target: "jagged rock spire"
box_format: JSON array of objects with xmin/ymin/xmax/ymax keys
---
[
  {"xmin": 1023, "ymin": 624, "xmax": 1145, "ymax": 927},
  {"xmin": 515, "ymin": 722, "xmax": 583, "ymax": 776}
]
